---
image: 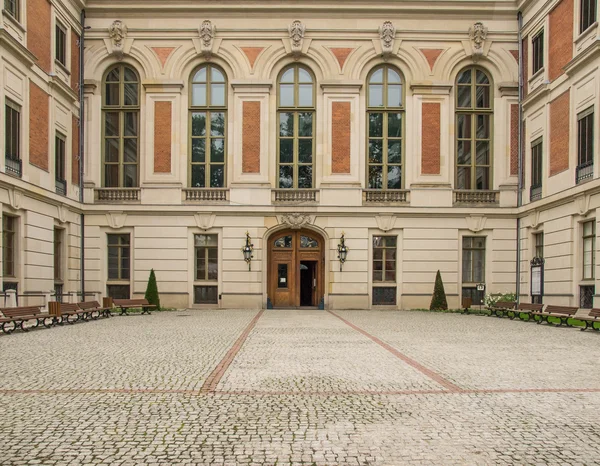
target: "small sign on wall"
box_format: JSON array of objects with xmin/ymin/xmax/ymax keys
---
[{"xmin": 530, "ymin": 257, "xmax": 544, "ymax": 300}]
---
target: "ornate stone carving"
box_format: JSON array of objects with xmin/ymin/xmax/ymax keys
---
[
  {"xmin": 199, "ymin": 20, "xmax": 215, "ymax": 59},
  {"xmin": 7, "ymin": 187, "xmax": 22, "ymax": 210},
  {"xmin": 106, "ymin": 212, "xmax": 127, "ymax": 229},
  {"xmin": 379, "ymin": 21, "xmax": 396, "ymax": 59},
  {"xmin": 466, "ymin": 215, "xmax": 487, "ymax": 233},
  {"xmin": 375, "ymin": 215, "xmax": 396, "ymax": 232},
  {"xmin": 108, "ymin": 20, "xmax": 128, "ymax": 60},
  {"xmin": 280, "ymin": 213, "xmax": 312, "ymax": 230},
  {"xmin": 528, "ymin": 210, "xmax": 541, "ymax": 230},
  {"xmin": 194, "ymin": 213, "xmax": 216, "ymax": 230},
  {"xmin": 575, "ymin": 194, "xmax": 592, "ymax": 217},
  {"xmin": 58, "ymin": 204, "xmax": 69, "ymax": 224},
  {"xmin": 468, "ymin": 22, "xmax": 488, "ymax": 62},
  {"xmin": 288, "ymin": 20, "xmax": 305, "ymax": 58}
]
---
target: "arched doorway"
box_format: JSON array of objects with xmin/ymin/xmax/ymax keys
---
[{"xmin": 268, "ymin": 229, "xmax": 325, "ymax": 308}]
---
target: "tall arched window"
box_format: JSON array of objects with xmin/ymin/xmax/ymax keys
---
[
  {"xmin": 366, "ymin": 65, "xmax": 404, "ymax": 190},
  {"xmin": 455, "ymin": 67, "xmax": 493, "ymax": 190},
  {"xmin": 277, "ymin": 64, "xmax": 315, "ymax": 189},
  {"xmin": 190, "ymin": 64, "xmax": 227, "ymax": 188},
  {"xmin": 102, "ymin": 64, "xmax": 140, "ymax": 187}
]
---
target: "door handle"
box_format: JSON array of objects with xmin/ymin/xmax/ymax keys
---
[{"xmin": 313, "ymin": 278, "xmax": 316, "ymax": 289}]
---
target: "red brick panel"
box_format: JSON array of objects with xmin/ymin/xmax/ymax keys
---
[
  {"xmin": 240, "ymin": 47, "xmax": 264, "ymax": 70},
  {"xmin": 522, "ymin": 36, "xmax": 528, "ymax": 97},
  {"xmin": 549, "ymin": 0, "xmax": 574, "ymax": 82},
  {"xmin": 27, "ymin": 0, "xmax": 52, "ymax": 73},
  {"xmin": 71, "ymin": 31, "xmax": 80, "ymax": 93},
  {"xmin": 331, "ymin": 102, "xmax": 351, "ymax": 174},
  {"xmin": 152, "ymin": 47, "xmax": 175, "ymax": 68},
  {"xmin": 29, "ymin": 82, "xmax": 49, "ymax": 171},
  {"xmin": 509, "ymin": 49, "xmax": 519, "ymax": 63},
  {"xmin": 510, "ymin": 104, "xmax": 519, "ymax": 176},
  {"xmin": 550, "ymin": 90, "xmax": 570, "ymax": 176},
  {"xmin": 72, "ymin": 116, "xmax": 79, "ymax": 184},
  {"xmin": 242, "ymin": 101, "xmax": 261, "ymax": 173},
  {"xmin": 329, "ymin": 48, "xmax": 354, "ymax": 71},
  {"xmin": 421, "ymin": 102, "xmax": 441, "ymax": 175},
  {"xmin": 153, "ymin": 101, "xmax": 172, "ymax": 173},
  {"xmin": 421, "ymin": 49, "xmax": 444, "ymax": 71}
]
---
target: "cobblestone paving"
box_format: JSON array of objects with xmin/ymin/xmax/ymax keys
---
[{"xmin": 0, "ymin": 309, "xmax": 599, "ymax": 465}]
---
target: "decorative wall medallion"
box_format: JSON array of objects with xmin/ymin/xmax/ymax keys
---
[
  {"xmin": 58, "ymin": 204, "xmax": 68, "ymax": 224},
  {"xmin": 288, "ymin": 20, "xmax": 305, "ymax": 58},
  {"xmin": 108, "ymin": 20, "xmax": 128, "ymax": 60},
  {"xmin": 199, "ymin": 20, "xmax": 215, "ymax": 59},
  {"xmin": 575, "ymin": 194, "xmax": 591, "ymax": 216},
  {"xmin": 280, "ymin": 213, "xmax": 313, "ymax": 230},
  {"xmin": 468, "ymin": 22, "xmax": 488, "ymax": 62},
  {"xmin": 466, "ymin": 215, "xmax": 487, "ymax": 233},
  {"xmin": 379, "ymin": 21, "xmax": 396, "ymax": 60},
  {"xmin": 7, "ymin": 187, "xmax": 22, "ymax": 210},
  {"xmin": 194, "ymin": 213, "xmax": 216, "ymax": 230},
  {"xmin": 375, "ymin": 215, "xmax": 396, "ymax": 232},
  {"xmin": 106, "ymin": 212, "xmax": 127, "ymax": 229},
  {"xmin": 528, "ymin": 210, "xmax": 541, "ymax": 229}
]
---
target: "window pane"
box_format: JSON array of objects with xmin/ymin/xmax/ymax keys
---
[
  {"xmin": 124, "ymin": 67, "xmax": 137, "ymax": 82},
  {"xmin": 105, "ymin": 112, "xmax": 120, "ymax": 136},
  {"xmin": 192, "ymin": 139, "xmax": 205, "ymax": 163},
  {"xmin": 298, "ymin": 68, "xmax": 312, "ymax": 83},
  {"xmin": 124, "ymin": 139, "xmax": 137, "ymax": 162},
  {"xmin": 193, "ymin": 67, "xmax": 207, "ymax": 82},
  {"xmin": 370, "ymin": 68, "xmax": 383, "ymax": 83},
  {"xmin": 124, "ymin": 112, "xmax": 138, "ymax": 137},
  {"xmin": 388, "ymin": 68, "xmax": 401, "ymax": 83},
  {"xmin": 105, "ymin": 83, "xmax": 119, "ymax": 106},
  {"xmin": 195, "ymin": 234, "xmax": 218, "ymax": 247},
  {"xmin": 475, "ymin": 167, "xmax": 489, "ymax": 190},
  {"xmin": 368, "ymin": 166, "xmax": 383, "ymax": 189},
  {"xmin": 191, "ymin": 112, "xmax": 206, "ymax": 136},
  {"xmin": 279, "ymin": 84, "xmax": 294, "ymax": 107},
  {"xmin": 476, "ymin": 86, "xmax": 490, "ymax": 108},
  {"xmin": 476, "ymin": 141, "xmax": 489, "ymax": 165},
  {"xmin": 105, "ymin": 164, "xmax": 119, "ymax": 187},
  {"xmin": 457, "ymin": 141, "xmax": 472, "ymax": 165},
  {"xmin": 124, "ymin": 84, "xmax": 138, "ymax": 106},
  {"xmin": 387, "ymin": 166, "xmax": 401, "ymax": 189},
  {"xmin": 369, "ymin": 113, "xmax": 383, "ymax": 137},
  {"xmin": 298, "ymin": 139, "xmax": 312, "ymax": 163},
  {"xmin": 298, "ymin": 165, "xmax": 313, "ymax": 188},
  {"xmin": 211, "ymin": 83, "xmax": 225, "ymax": 106},
  {"xmin": 457, "ymin": 166, "xmax": 471, "ymax": 189},
  {"xmin": 278, "ymin": 264, "xmax": 288, "ymax": 288},
  {"xmin": 458, "ymin": 70, "xmax": 471, "ymax": 84},
  {"xmin": 387, "ymin": 85, "xmax": 402, "ymax": 107},
  {"xmin": 279, "ymin": 139, "xmax": 293, "ymax": 163},
  {"xmin": 372, "ymin": 287, "xmax": 396, "ymax": 305},
  {"xmin": 298, "ymin": 113, "xmax": 313, "ymax": 137},
  {"xmin": 123, "ymin": 165, "xmax": 138, "ymax": 187},
  {"xmin": 210, "ymin": 139, "xmax": 224, "ymax": 163},
  {"xmin": 457, "ymin": 114, "xmax": 471, "ymax": 139},
  {"xmin": 388, "ymin": 113, "xmax": 402, "ymax": 138},
  {"xmin": 279, "ymin": 113, "xmax": 294, "ymax": 137},
  {"xmin": 192, "ymin": 84, "xmax": 207, "ymax": 106},
  {"xmin": 207, "ymin": 255, "xmax": 218, "ymax": 280},
  {"xmin": 476, "ymin": 70, "xmax": 489, "ymax": 84},
  {"xmin": 476, "ymin": 115, "xmax": 489, "ymax": 139},
  {"xmin": 210, "ymin": 165, "xmax": 224, "ymax": 187},
  {"xmin": 274, "ymin": 236, "xmax": 292, "ymax": 248},
  {"xmin": 191, "ymin": 165, "xmax": 205, "ymax": 187},
  {"xmin": 369, "ymin": 140, "xmax": 383, "ymax": 163},
  {"xmin": 298, "ymin": 85, "xmax": 313, "ymax": 107},
  {"xmin": 105, "ymin": 139, "xmax": 119, "ymax": 162},
  {"xmin": 211, "ymin": 67, "xmax": 224, "ymax": 82},
  {"xmin": 369, "ymin": 85, "xmax": 383, "ymax": 107},
  {"xmin": 280, "ymin": 68, "xmax": 294, "ymax": 83},
  {"xmin": 385, "ymin": 237, "xmax": 397, "ymax": 247},
  {"xmin": 388, "ymin": 142, "xmax": 401, "ymax": 164},
  {"xmin": 457, "ymin": 86, "xmax": 471, "ymax": 108},
  {"xmin": 194, "ymin": 286, "xmax": 218, "ymax": 304},
  {"xmin": 279, "ymin": 165, "xmax": 293, "ymax": 188},
  {"xmin": 210, "ymin": 113, "xmax": 225, "ymax": 136}
]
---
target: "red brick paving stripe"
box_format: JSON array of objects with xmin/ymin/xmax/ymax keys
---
[
  {"xmin": 200, "ymin": 309, "xmax": 264, "ymax": 393},
  {"xmin": 328, "ymin": 310, "xmax": 463, "ymax": 392}
]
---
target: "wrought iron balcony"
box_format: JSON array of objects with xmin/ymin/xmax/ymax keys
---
[
  {"xmin": 453, "ymin": 190, "xmax": 499, "ymax": 205},
  {"xmin": 576, "ymin": 161, "xmax": 593, "ymax": 184},
  {"xmin": 5, "ymin": 157, "xmax": 22, "ymax": 178},
  {"xmin": 95, "ymin": 187, "xmax": 140, "ymax": 202},
  {"xmin": 530, "ymin": 184, "xmax": 542, "ymax": 201},
  {"xmin": 363, "ymin": 189, "xmax": 409, "ymax": 204},
  {"xmin": 273, "ymin": 189, "xmax": 318, "ymax": 203},
  {"xmin": 55, "ymin": 178, "xmax": 67, "ymax": 196},
  {"xmin": 184, "ymin": 188, "xmax": 229, "ymax": 202}
]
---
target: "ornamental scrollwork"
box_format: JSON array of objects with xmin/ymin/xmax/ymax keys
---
[
  {"xmin": 468, "ymin": 22, "xmax": 488, "ymax": 62},
  {"xmin": 199, "ymin": 20, "xmax": 216, "ymax": 59},
  {"xmin": 379, "ymin": 21, "xmax": 396, "ymax": 59},
  {"xmin": 288, "ymin": 20, "xmax": 305, "ymax": 58},
  {"xmin": 108, "ymin": 20, "xmax": 128, "ymax": 60}
]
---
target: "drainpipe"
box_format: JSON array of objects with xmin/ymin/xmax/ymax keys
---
[
  {"xmin": 79, "ymin": 9, "xmax": 86, "ymax": 300},
  {"xmin": 516, "ymin": 11, "xmax": 524, "ymax": 303}
]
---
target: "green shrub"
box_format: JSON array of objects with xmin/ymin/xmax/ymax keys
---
[
  {"xmin": 144, "ymin": 269, "xmax": 161, "ymax": 310},
  {"xmin": 430, "ymin": 270, "xmax": 448, "ymax": 311},
  {"xmin": 483, "ymin": 292, "xmax": 517, "ymax": 307}
]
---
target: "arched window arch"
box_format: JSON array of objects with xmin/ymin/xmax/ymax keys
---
[
  {"xmin": 366, "ymin": 65, "xmax": 404, "ymax": 190},
  {"xmin": 455, "ymin": 67, "xmax": 493, "ymax": 190},
  {"xmin": 277, "ymin": 64, "xmax": 315, "ymax": 189},
  {"xmin": 189, "ymin": 64, "xmax": 227, "ymax": 188},
  {"xmin": 102, "ymin": 64, "xmax": 140, "ymax": 187}
]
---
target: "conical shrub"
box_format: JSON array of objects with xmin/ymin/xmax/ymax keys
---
[
  {"xmin": 429, "ymin": 270, "xmax": 448, "ymax": 310},
  {"xmin": 144, "ymin": 269, "xmax": 160, "ymax": 310}
]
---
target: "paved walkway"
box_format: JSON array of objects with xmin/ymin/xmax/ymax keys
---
[{"xmin": 0, "ymin": 309, "xmax": 599, "ymax": 465}]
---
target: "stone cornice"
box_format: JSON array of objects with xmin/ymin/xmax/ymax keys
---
[
  {"xmin": 564, "ymin": 40, "xmax": 600, "ymax": 77},
  {"xmin": 142, "ymin": 80, "xmax": 185, "ymax": 92},
  {"xmin": 410, "ymin": 82, "xmax": 452, "ymax": 95},
  {"xmin": 0, "ymin": 29, "xmax": 37, "ymax": 66},
  {"xmin": 320, "ymin": 81, "xmax": 362, "ymax": 93},
  {"xmin": 230, "ymin": 80, "xmax": 272, "ymax": 93}
]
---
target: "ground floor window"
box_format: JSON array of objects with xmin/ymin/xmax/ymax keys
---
[
  {"xmin": 194, "ymin": 234, "xmax": 218, "ymax": 304},
  {"xmin": 372, "ymin": 236, "xmax": 397, "ymax": 305},
  {"xmin": 462, "ymin": 236, "xmax": 486, "ymax": 305},
  {"xmin": 107, "ymin": 233, "xmax": 130, "ymax": 299},
  {"xmin": 580, "ymin": 285, "xmax": 595, "ymax": 309}
]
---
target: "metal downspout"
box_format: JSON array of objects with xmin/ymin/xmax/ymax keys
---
[
  {"xmin": 79, "ymin": 10, "xmax": 86, "ymax": 300},
  {"xmin": 516, "ymin": 11, "xmax": 524, "ymax": 303}
]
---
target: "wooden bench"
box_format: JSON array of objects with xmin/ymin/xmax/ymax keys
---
[
  {"xmin": 113, "ymin": 298, "xmax": 156, "ymax": 315},
  {"xmin": 515, "ymin": 303, "xmax": 544, "ymax": 321},
  {"xmin": 78, "ymin": 301, "xmax": 112, "ymax": 319},
  {"xmin": 0, "ymin": 306, "xmax": 47, "ymax": 333},
  {"xmin": 487, "ymin": 301, "xmax": 516, "ymax": 318},
  {"xmin": 50, "ymin": 302, "xmax": 91, "ymax": 325},
  {"xmin": 579, "ymin": 309, "xmax": 600, "ymax": 332},
  {"xmin": 531, "ymin": 305, "xmax": 579, "ymax": 327}
]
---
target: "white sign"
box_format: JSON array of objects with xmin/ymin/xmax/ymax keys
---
[
  {"xmin": 531, "ymin": 266, "xmax": 542, "ymax": 296},
  {"xmin": 476, "ymin": 284, "xmax": 485, "ymax": 292},
  {"xmin": 280, "ymin": 277, "xmax": 286, "ymax": 283}
]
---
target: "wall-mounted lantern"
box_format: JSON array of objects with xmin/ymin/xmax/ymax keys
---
[
  {"xmin": 242, "ymin": 232, "xmax": 254, "ymax": 271},
  {"xmin": 337, "ymin": 232, "xmax": 349, "ymax": 272}
]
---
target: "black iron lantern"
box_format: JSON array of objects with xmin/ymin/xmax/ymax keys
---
[
  {"xmin": 242, "ymin": 232, "xmax": 254, "ymax": 271},
  {"xmin": 337, "ymin": 233, "xmax": 349, "ymax": 272}
]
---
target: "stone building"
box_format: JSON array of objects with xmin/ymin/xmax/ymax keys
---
[{"xmin": 0, "ymin": 0, "xmax": 598, "ymax": 310}]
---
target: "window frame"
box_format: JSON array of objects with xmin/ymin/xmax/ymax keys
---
[
  {"xmin": 194, "ymin": 234, "xmax": 218, "ymax": 305},
  {"xmin": 2, "ymin": 215, "xmax": 16, "ymax": 278},
  {"xmin": 534, "ymin": 232, "xmax": 544, "ymax": 259},
  {"xmin": 366, "ymin": 64, "xmax": 405, "ymax": 191},
  {"xmin": 530, "ymin": 137, "xmax": 543, "ymax": 200},
  {"xmin": 107, "ymin": 233, "xmax": 131, "ymax": 281},
  {"xmin": 531, "ymin": 29, "xmax": 544, "ymax": 75},
  {"xmin": 54, "ymin": 228, "xmax": 64, "ymax": 283},
  {"xmin": 55, "ymin": 131, "xmax": 66, "ymax": 183},
  {"xmin": 580, "ymin": 0, "xmax": 598, "ymax": 34},
  {"xmin": 5, "ymin": 99, "xmax": 21, "ymax": 162},
  {"xmin": 55, "ymin": 20, "xmax": 67, "ymax": 67},
  {"xmin": 276, "ymin": 63, "xmax": 316, "ymax": 189},
  {"xmin": 462, "ymin": 236, "xmax": 486, "ymax": 284},
  {"xmin": 102, "ymin": 64, "xmax": 141, "ymax": 188},
  {"xmin": 188, "ymin": 64, "xmax": 228, "ymax": 188},
  {"xmin": 4, "ymin": 0, "xmax": 19, "ymax": 22},
  {"xmin": 577, "ymin": 108, "xmax": 594, "ymax": 167},
  {"xmin": 372, "ymin": 235, "xmax": 397, "ymax": 306},
  {"xmin": 582, "ymin": 220, "xmax": 595, "ymax": 281}
]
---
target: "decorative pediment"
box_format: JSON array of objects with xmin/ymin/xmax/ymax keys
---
[
  {"xmin": 194, "ymin": 213, "xmax": 216, "ymax": 230},
  {"xmin": 279, "ymin": 213, "xmax": 313, "ymax": 230},
  {"xmin": 468, "ymin": 22, "xmax": 488, "ymax": 62},
  {"xmin": 575, "ymin": 194, "xmax": 592, "ymax": 217},
  {"xmin": 108, "ymin": 20, "xmax": 128, "ymax": 60},
  {"xmin": 106, "ymin": 212, "xmax": 127, "ymax": 229},
  {"xmin": 288, "ymin": 20, "xmax": 306, "ymax": 59},
  {"xmin": 375, "ymin": 215, "xmax": 396, "ymax": 232},
  {"xmin": 379, "ymin": 21, "xmax": 396, "ymax": 60},
  {"xmin": 466, "ymin": 215, "xmax": 487, "ymax": 233}
]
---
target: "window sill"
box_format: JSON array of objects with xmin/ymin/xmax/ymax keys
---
[
  {"xmin": 55, "ymin": 59, "xmax": 71, "ymax": 76},
  {"xmin": 2, "ymin": 10, "xmax": 25, "ymax": 33},
  {"xmin": 575, "ymin": 21, "xmax": 598, "ymax": 45}
]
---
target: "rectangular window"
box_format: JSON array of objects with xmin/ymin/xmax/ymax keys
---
[
  {"xmin": 107, "ymin": 234, "xmax": 130, "ymax": 280},
  {"xmin": 580, "ymin": 0, "xmax": 597, "ymax": 33},
  {"xmin": 55, "ymin": 133, "xmax": 67, "ymax": 195},
  {"xmin": 2, "ymin": 215, "xmax": 16, "ymax": 278},
  {"xmin": 462, "ymin": 236, "xmax": 485, "ymax": 305},
  {"xmin": 5, "ymin": 99, "xmax": 21, "ymax": 177},
  {"xmin": 577, "ymin": 109, "xmax": 594, "ymax": 183},
  {"xmin": 583, "ymin": 221, "xmax": 595, "ymax": 280},
  {"xmin": 534, "ymin": 232, "xmax": 544, "ymax": 259},
  {"xmin": 4, "ymin": 0, "xmax": 19, "ymax": 21},
  {"xmin": 580, "ymin": 285, "xmax": 595, "ymax": 309},
  {"xmin": 194, "ymin": 234, "xmax": 218, "ymax": 304},
  {"xmin": 532, "ymin": 30, "xmax": 544, "ymax": 75},
  {"xmin": 530, "ymin": 138, "xmax": 543, "ymax": 201},
  {"xmin": 55, "ymin": 22, "xmax": 67, "ymax": 66},
  {"xmin": 54, "ymin": 228, "xmax": 63, "ymax": 282},
  {"xmin": 372, "ymin": 236, "xmax": 397, "ymax": 305}
]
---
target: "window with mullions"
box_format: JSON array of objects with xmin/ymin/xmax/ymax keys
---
[
  {"xmin": 583, "ymin": 221, "xmax": 595, "ymax": 280},
  {"xmin": 277, "ymin": 64, "xmax": 315, "ymax": 189},
  {"xmin": 56, "ymin": 22, "xmax": 67, "ymax": 67},
  {"xmin": 577, "ymin": 109, "xmax": 594, "ymax": 184},
  {"xmin": 194, "ymin": 234, "xmax": 218, "ymax": 304},
  {"xmin": 455, "ymin": 67, "xmax": 493, "ymax": 190},
  {"xmin": 367, "ymin": 65, "xmax": 404, "ymax": 190},
  {"xmin": 54, "ymin": 228, "xmax": 63, "ymax": 282},
  {"xmin": 534, "ymin": 232, "xmax": 544, "ymax": 259},
  {"xmin": 102, "ymin": 65, "xmax": 140, "ymax": 188},
  {"xmin": 107, "ymin": 234, "xmax": 130, "ymax": 280},
  {"xmin": 462, "ymin": 237, "xmax": 486, "ymax": 305},
  {"xmin": 3, "ymin": 215, "xmax": 16, "ymax": 278},
  {"xmin": 531, "ymin": 138, "xmax": 543, "ymax": 201},
  {"xmin": 4, "ymin": 0, "xmax": 19, "ymax": 21},
  {"xmin": 532, "ymin": 30, "xmax": 544, "ymax": 75},
  {"xmin": 372, "ymin": 236, "xmax": 397, "ymax": 305},
  {"xmin": 5, "ymin": 99, "xmax": 21, "ymax": 176},
  {"xmin": 55, "ymin": 133, "xmax": 66, "ymax": 195},
  {"xmin": 580, "ymin": 0, "xmax": 597, "ymax": 33},
  {"xmin": 190, "ymin": 65, "xmax": 227, "ymax": 188}
]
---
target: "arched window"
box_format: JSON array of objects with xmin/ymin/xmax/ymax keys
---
[
  {"xmin": 455, "ymin": 67, "xmax": 493, "ymax": 190},
  {"xmin": 366, "ymin": 65, "xmax": 404, "ymax": 190},
  {"xmin": 277, "ymin": 64, "xmax": 315, "ymax": 189},
  {"xmin": 190, "ymin": 64, "xmax": 227, "ymax": 188},
  {"xmin": 102, "ymin": 64, "xmax": 140, "ymax": 187}
]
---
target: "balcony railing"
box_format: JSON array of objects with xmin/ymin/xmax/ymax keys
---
[
  {"xmin": 5, "ymin": 157, "xmax": 22, "ymax": 178},
  {"xmin": 55, "ymin": 178, "xmax": 67, "ymax": 196},
  {"xmin": 95, "ymin": 188, "xmax": 140, "ymax": 202},
  {"xmin": 453, "ymin": 190, "xmax": 499, "ymax": 205},
  {"xmin": 184, "ymin": 188, "xmax": 229, "ymax": 202},
  {"xmin": 576, "ymin": 161, "xmax": 593, "ymax": 184},
  {"xmin": 530, "ymin": 184, "xmax": 542, "ymax": 201},
  {"xmin": 272, "ymin": 189, "xmax": 318, "ymax": 203},
  {"xmin": 363, "ymin": 190, "xmax": 409, "ymax": 204}
]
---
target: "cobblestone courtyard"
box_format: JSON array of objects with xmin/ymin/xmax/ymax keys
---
[{"xmin": 1, "ymin": 309, "xmax": 599, "ymax": 465}]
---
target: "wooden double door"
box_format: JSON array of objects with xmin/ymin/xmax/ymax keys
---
[{"xmin": 268, "ymin": 229, "xmax": 324, "ymax": 308}]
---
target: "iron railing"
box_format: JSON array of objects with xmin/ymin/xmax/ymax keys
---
[
  {"xmin": 453, "ymin": 190, "xmax": 499, "ymax": 205},
  {"xmin": 95, "ymin": 188, "xmax": 140, "ymax": 202},
  {"xmin": 55, "ymin": 178, "xmax": 67, "ymax": 196},
  {"xmin": 184, "ymin": 188, "xmax": 229, "ymax": 202},
  {"xmin": 576, "ymin": 161, "xmax": 593, "ymax": 184},
  {"xmin": 530, "ymin": 184, "xmax": 542, "ymax": 201},
  {"xmin": 5, "ymin": 157, "xmax": 22, "ymax": 178},
  {"xmin": 363, "ymin": 190, "xmax": 409, "ymax": 204}
]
